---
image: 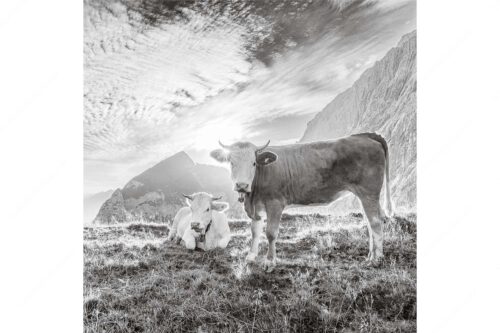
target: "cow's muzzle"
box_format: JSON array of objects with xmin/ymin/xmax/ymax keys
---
[
  {"xmin": 235, "ymin": 182, "xmax": 250, "ymax": 192},
  {"xmin": 192, "ymin": 220, "xmax": 212, "ymax": 242},
  {"xmin": 191, "ymin": 222, "xmax": 203, "ymax": 233},
  {"xmin": 235, "ymin": 183, "xmax": 250, "ymax": 202},
  {"xmin": 237, "ymin": 191, "xmax": 248, "ymax": 203}
]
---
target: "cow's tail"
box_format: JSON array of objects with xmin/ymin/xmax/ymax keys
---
[
  {"xmin": 356, "ymin": 133, "xmax": 394, "ymax": 217},
  {"xmin": 375, "ymin": 134, "xmax": 393, "ymax": 217},
  {"xmin": 383, "ymin": 141, "xmax": 394, "ymax": 218}
]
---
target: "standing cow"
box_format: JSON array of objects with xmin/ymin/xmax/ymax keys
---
[
  {"xmin": 210, "ymin": 133, "xmax": 392, "ymax": 271},
  {"xmin": 168, "ymin": 192, "xmax": 231, "ymax": 251}
]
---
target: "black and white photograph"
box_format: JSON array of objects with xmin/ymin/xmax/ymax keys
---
[
  {"xmin": 84, "ymin": 1, "xmax": 416, "ymax": 332},
  {"xmin": 2, "ymin": 0, "xmax": 500, "ymax": 332}
]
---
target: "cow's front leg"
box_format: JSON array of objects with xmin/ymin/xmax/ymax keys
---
[
  {"xmin": 182, "ymin": 228, "xmax": 197, "ymax": 250},
  {"xmin": 246, "ymin": 218, "xmax": 263, "ymax": 263},
  {"xmin": 263, "ymin": 201, "xmax": 284, "ymax": 273},
  {"xmin": 217, "ymin": 234, "xmax": 231, "ymax": 249}
]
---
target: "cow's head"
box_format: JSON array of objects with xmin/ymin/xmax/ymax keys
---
[
  {"xmin": 183, "ymin": 192, "xmax": 228, "ymax": 237},
  {"xmin": 210, "ymin": 140, "xmax": 278, "ymax": 201}
]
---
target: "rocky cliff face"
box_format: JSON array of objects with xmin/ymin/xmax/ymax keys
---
[
  {"xmin": 94, "ymin": 189, "xmax": 131, "ymax": 223},
  {"xmin": 84, "ymin": 189, "xmax": 113, "ymax": 224},
  {"xmin": 94, "ymin": 151, "xmax": 242, "ymax": 224},
  {"xmin": 301, "ymin": 31, "xmax": 416, "ymax": 212}
]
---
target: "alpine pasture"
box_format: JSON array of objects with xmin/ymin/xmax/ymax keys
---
[{"xmin": 84, "ymin": 212, "xmax": 416, "ymax": 332}]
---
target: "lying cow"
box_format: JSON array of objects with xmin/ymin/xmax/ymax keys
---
[
  {"xmin": 168, "ymin": 192, "xmax": 231, "ymax": 251},
  {"xmin": 210, "ymin": 133, "xmax": 393, "ymax": 271}
]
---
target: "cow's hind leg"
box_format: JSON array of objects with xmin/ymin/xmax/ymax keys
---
[
  {"xmin": 263, "ymin": 201, "xmax": 284, "ymax": 273},
  {"xmin": 246, "ymin": 218, "xmax": 263, "ymax": 263},
  {"xmin": 359, "ymin": 195, "xmax": 385, "ymax": 265}
]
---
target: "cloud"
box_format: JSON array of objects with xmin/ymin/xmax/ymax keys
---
[{"xmin": 84, "ymin": 0, "xmax": 416, "ymax": 193}]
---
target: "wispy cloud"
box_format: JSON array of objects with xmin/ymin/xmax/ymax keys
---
[{"xmin": 84, "ymin": 0, "xmax": 416, "ymax": 194}]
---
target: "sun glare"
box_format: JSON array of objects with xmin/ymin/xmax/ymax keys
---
[{"xmin": 191, "ymin": 121, "xmax": 245, "ymax": 151}]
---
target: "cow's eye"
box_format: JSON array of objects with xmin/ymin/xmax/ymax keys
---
[
  {"xmin": 253, "ymin": 162, "xmax": 256, "ymax": 167},
  {"xmin": 206, "ymin": 208, "xmax": 210, "ymax": 212}
]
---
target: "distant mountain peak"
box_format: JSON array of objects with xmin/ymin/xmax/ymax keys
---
[
  {"xmin": 94, "ymin": 150, "xmax": 242, "ymax": 223},
  {"xmin": 164, "ymin": 150, "xmax": 192, "ymax": 163},
  {"xmin": 155, "ymin": 150, "xmax": 194, "ymax": 168},
  {"xmin": 131, "ymin": 151, "xmax": 195, "ymax": 184}
]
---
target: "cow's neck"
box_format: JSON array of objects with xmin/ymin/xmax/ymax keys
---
[{"xmin": 250, "ymin": 158, "xmax": 293, "ymax": 203}]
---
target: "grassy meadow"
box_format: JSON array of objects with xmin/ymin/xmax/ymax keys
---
[{"xmin": 84, "ymin": 212, "xmax": 416, "ymax": 332}]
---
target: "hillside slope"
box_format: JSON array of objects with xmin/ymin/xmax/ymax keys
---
[
  {"xmin": 301, "ymin": 31, "xmax": 416, "ymax": 211},
  {"xmin": 94, "ymin": 152, "xmax": 241, "ymax": 223}
]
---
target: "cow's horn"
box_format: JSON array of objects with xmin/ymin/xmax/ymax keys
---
[
  {"xmin": 182, "ymin": 193, "xmax": 193, "ymax": 200},
  {"xmin": 218, "ymin": 140, "xmax": 230, "ymax": 149},
  {"xmin": 256, "ymin": 140, "xmax": 270, "ymax": 153}
]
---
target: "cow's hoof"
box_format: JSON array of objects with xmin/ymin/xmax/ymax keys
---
[
  {"xmin": 263, "ymin": 258, "xmax": 276, "ymax": 273},
  {"xmin": 246, "ymin": 253, "xmax": 257, "ymax": 264},
  {"xmin": 365, "ymin": 256, "xmax": 383, "ymax": 268}
]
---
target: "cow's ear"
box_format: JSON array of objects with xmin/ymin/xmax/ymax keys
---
[
  {"xmin": 211, "ymin": 201, "xmax": 229, "ymax": 212},
  {"xmin": 256, "ymin": 151, "xmax": 278, "ymax": 166},
  {"xmin": 210, "ymin": 149, "xmax": 229, "ymax": 163}
]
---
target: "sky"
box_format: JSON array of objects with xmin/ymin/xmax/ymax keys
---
[{"xmin": 84, "ymin": 0, "xmax": 416, "ymax": 195}]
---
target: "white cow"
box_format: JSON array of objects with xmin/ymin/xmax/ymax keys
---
[{"xmin": 168, "ymin": 192, "xmax": 231, "ymax": 250}]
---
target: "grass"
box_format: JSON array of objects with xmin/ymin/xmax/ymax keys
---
[{"xmin": 84, "ymin": 212, "xmax": 416, "ymax": 332}]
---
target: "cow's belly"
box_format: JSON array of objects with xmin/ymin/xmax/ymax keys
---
[{"xmin": 289, "ymin": 189, "xmax": 350, "ymax": 206}]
